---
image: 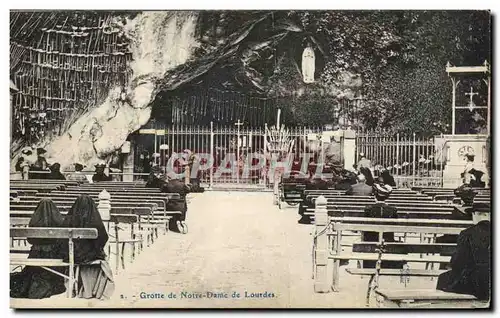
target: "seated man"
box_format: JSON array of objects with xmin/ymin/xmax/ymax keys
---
[
  {"xmin": 437, "ymin": 203, "xmax": 490, "ymax": 301},
  {"xmin": 346, "ymin": 174, "xmax": 373, "ymax": 196},
  {"xmin": 362, "ymin": 183, "xmax": 402, "ymax": 269}
]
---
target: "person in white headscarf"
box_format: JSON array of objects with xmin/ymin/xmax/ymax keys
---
[{"xmin": 357, "ymin": 152, "xmax": 372, "ymax": 170}]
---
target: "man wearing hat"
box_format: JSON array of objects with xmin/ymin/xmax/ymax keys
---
[
  {"xmin": 30, "ymin": 148, "xmax": 49, "ymax": 179},
  {"xmin": 437, "ymin": 203, "xmax": 491, "ymax": 301},
  {"xmin": 67, "ymin": 163, "xmax": 88, "ymax": 183},
  {"xmin": 362, "ymin": 183, "xmax": 402, "ymax": 269},
  {"xmin": 92, "ymin": 162, "xmax": 112, "ymax": 182}
]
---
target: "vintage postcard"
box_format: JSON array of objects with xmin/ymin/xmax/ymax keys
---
[{"xmin": 9, "ymin": 9, "xmax": 491, "ymax": 309}]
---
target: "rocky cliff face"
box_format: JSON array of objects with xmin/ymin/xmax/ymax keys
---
[
  {"xmin": 11, "ymin": 11, "xmax": 363, "ymax": 171},
  {"xmin": 43, "ymin": 12, "xmax": 200, "ymax": 170}
]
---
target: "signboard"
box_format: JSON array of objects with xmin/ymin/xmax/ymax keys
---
[{"xmin": 138, "ymin": 129, "xmax": 168, "ymax": 135}]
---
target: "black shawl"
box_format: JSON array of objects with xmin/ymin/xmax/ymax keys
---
[
  {"xmin": 10, "ymin": 199, "xmax": 66, "ymax": 299},
  {"xmin": 61, "ymin": 195, "xmax": 108, "ymax": 263},
  {"xmin": 27, "ymin": 199, "xmax": 64, "ymax": 247}
]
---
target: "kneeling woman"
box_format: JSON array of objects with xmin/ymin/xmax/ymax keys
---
[
  {"xmin": 61, "ymin": 195, "xmax": 114, "ymax": 299},
  {"xmin": 10, "ymin": 199, "xmax": 66, "ymax": 299},
  {"xmin": 162, "ymin": 169, "xmax": 191, "ymax": 234}
]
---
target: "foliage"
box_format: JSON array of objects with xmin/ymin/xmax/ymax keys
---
[{"xmin": 282, "ymin": 10, "xmax": 491, "ymax": 134}]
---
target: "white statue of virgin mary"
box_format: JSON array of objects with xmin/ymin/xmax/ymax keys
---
[{"xmin": 302, "ymin": 44, "xmax": 315, "ymax": 83}]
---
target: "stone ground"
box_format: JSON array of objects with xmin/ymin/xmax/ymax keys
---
[{"xmin": 11, "ymin": 191, "xmax": 437, "ymax": 309}]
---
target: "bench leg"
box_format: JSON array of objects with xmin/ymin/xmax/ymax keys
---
[
  {"xmin": 74, "ymin": 266, "xmax": 80, "ymax": 297},
  {"xmin": 131, "ymin": 240, "xmax": 136, "ymax": 262},
  {"xmin": 331, "ymin": 260, "xmax": 340, "ymax": 292},
  {"xmin": 121, "ymin": 243, "xmax": 126, "ymax": 270},
  {"xmin": 366, "ymin": 274, "xmax": 375, "ymax": 307}
]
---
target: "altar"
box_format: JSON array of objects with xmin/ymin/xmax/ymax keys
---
[
  {"xmin": 439, "ymin": 61, "xmax": 490, "ymax": 188},
  {"xmin": 441, "ymin": 134, "xmax": 489, "ymax": 188}
]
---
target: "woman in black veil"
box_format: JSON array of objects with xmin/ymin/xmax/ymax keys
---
[
  {"xmin": 359, "ymin": 167, "xmax": 375, "ymax": 186},
  {"xmin": 10, "ymin": 199, "xmax": 66, "ymax": 299},
  {"xmin": 61, "ymin": 195, "xmax": 114, "ymax": 299}
]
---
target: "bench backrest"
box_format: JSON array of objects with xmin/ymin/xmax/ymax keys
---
[
  {"xmin": 11, "ymin": 206, "xmax": 153, "ymax": 218},
  {"xmin": 15, "ymin": 198, "xmax": 165, "ymax": 208},
  {"xmin": 332, "ymin": 222, "xmax": 467, "ymax": 235},
  {"xmin": 326, "ymin": 211, "xmax": 455, "ymax": 220},
  {"xmin": 109, "ymin": 214, "xmax": 138, "ymax": 224},
  {"xmin": 10, "ymin": 227, "xmax": 98, "ymax": 239},
  {"xmin": 353, "ymin": 242, "xmax": 457, "ymax": 254},
  {"xmin": 329, "ymin": 216, "xmax": 472, "ymax": 227}
]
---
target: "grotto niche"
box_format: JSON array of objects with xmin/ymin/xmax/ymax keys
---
[{"xmin": 10, "ymin": 10, "xmax": 362, "ymax": 172}]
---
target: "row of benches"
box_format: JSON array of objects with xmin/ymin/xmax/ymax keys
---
[
  {"xmin": 10, "ymin": 181, "xmax": 187, "ymax": 299},
  {"xmin": 281, "ymin": 182, "xmax": 491, "ymax": 307},
  {"xmin": 277, "ymin": 179, "xmax": 491, "ymax": 209},
  {"xmin": 309, "ymin": 192, "xmax": 486, "ymax": 308}
]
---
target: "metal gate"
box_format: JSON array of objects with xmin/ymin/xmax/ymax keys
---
[
  {"xmin": 355, "ymin": 131, "xmax": 446, "ymax": 188},
  {"xmin": 133, "ymin": 123, "xmax": 326, "ymax": 188}
]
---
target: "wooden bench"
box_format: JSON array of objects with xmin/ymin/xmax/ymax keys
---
[
  {"xmin": 326, "ymin": 220, "xmax": 469, "ymax": 298},
  {"xmin": 10, "ymin": 206, "xmax": 166, "ymax": 245},
  {"xmin": 348, "ymin": 240, "xmax": 457, "ymax": 305},
  {"xmin": 306, "ymin": 209, "xmax": 455, "ymax": 220},
  {"xmin": 44, "ymin": 190, "xmax": 181, "ymax": 201},
  {"xmin": 33, "ymin": 192, "xmax": 181, "ymax": 206},
  {"xmin": 66, "ymin": 186, "xmax": 163, "ymax": 193},
  {"xmin": 278, "ymin": 182, "xmax": 306, "ymax": 209},
  {"xmin": 374, "ymin": 289, "xmax": 482, "ymax": 308},
  {"xmin": 305, "ymin": 194, "xmax": 433, "ymax": 203},
  {"xmin": 303, "ymin": 200, "xmax": 460, "ymax": 222},
  {"xmin": 11, "ymin": 180, "xmax": 80, "ymax": 186},
  {"xmin": 433, "ymin": 194, "xmax": 491, "ymax": 205},
  {"xmin": 107, "ymin": 214, "xmax": 141, "ymax": 273},
  {"xmin": 16, "ymin": 198, "xmax": 167, "ymax": 211},
  {"xmin": 9, "ymin": 189, "xmax": 38, "ymax": 197},
  {"xmin": 10, "ymin": 227, "xmax": 98, "ymax": 298},
  {"xmin": 311, "ymin": 200, "xmax": 471, "ymax": 296},
  {"xmin": 10, "ymin": 215, "xmax": 141, "ymax": 273},
  {"xmin": 11, "ymin": 185, "xmax": 66, "ymax": 192}
]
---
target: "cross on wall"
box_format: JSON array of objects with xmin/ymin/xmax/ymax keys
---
[{"xmin": 465, "ymin": 87, "xmax": 479, "ymax": 111}]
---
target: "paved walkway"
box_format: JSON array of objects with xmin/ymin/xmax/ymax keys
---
[
  {"xmin": 12, "ymin": 191, "xmax": 434, "ymax": 308},
  {"xmin": 110, "ymin": 191, "xmax": 367, "ymax": 308}
]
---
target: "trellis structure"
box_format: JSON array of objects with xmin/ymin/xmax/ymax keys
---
[{"xmin": 10, "ymin": 11, "xmax": 132, "ymax": 145}]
